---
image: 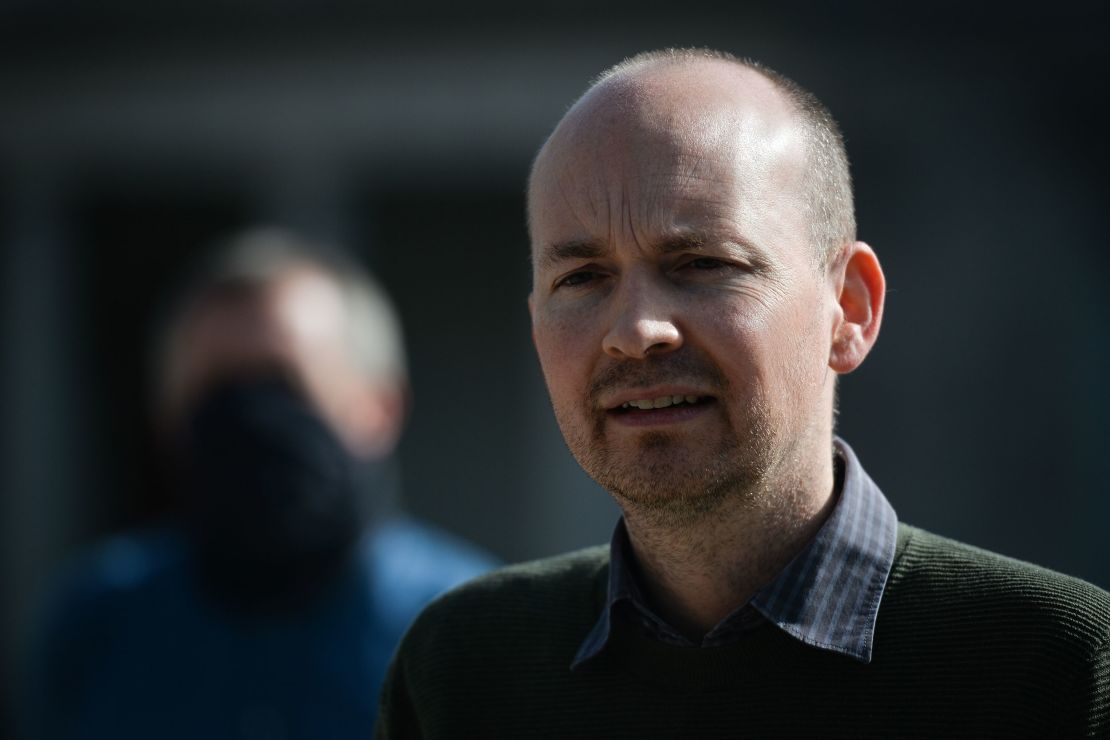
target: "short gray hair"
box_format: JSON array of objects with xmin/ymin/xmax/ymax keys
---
[
  {"xmin": 155, "ymin": 227, "xmax": 407, "ymax": 414},
  {"xmin": 585, "ymin": 48, "xmax": 856, "ymax": 267}
]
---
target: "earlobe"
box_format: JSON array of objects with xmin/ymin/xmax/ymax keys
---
[
  {"xmin": 345, "ymin": 383, "xmax": 409, "ymax": 460},
  {"xmin": 828, "ymin": 241, "xmax": 885, "ymax": 374}
]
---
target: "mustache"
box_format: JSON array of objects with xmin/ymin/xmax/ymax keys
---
[{"xmin": 587, "ymin": 352, "xmax": 727, "ymax": 402}]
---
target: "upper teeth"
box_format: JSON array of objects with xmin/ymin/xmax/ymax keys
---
[{"xmin": 622, "ymin": 395, "xmax": 701, "ymax": 410}]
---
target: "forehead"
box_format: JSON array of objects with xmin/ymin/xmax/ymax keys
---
[
  {"xmin": 187, "ymin": 267, "xmax": 343, "ymax": 333},
  {"xmin": 177, "ymin": 267, "xmax": 350, "ymax": 377},
  {"xmin": 529, "ymin": 61, "xmax": 806, "ymax": 261},
  {"xmin": 266, "ymin": 268, "xmax": 348, "ymax": 343}
]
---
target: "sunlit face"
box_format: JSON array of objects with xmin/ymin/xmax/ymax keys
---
[{"xmin": 528, "ymin": 64, "xmax": 840, "ymax": 518}]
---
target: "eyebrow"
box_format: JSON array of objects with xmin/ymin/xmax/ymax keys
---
[
  {"xmin": 540, "ymin": 239, "xmax": 607, "ymax": 268},
  {"xmin": 659, "ymin": 232, "xmax": 769, "ymax": 269},
  {"xmin": 540, "ymin": 232, "xmax": 725, "ymax": 267},
  {"xmin": 657, "ymin": 233, "xmax": 708, "ymax": 254}
]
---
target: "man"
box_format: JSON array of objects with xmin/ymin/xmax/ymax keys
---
[
  {"xmin": 377, "ymin": 49, "xmax": 1110, "ymax": 738},
  {"xmin": 28, "ymin": 228, "xmax": 496, "ymax": 739}
]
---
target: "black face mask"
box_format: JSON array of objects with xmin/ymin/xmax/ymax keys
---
[{"xmin": 181, "ymin": 375, "xmax": 370, "ymax": 613}]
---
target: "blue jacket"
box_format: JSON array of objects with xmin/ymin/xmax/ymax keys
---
[{"xmin": 26, "ymin": 518, "xmax": 497, "ymax": 739}]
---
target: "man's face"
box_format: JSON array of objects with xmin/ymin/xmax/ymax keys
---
[{"xmin": 528, "ymin": 66, "xmax": 840, "ymax": 518}]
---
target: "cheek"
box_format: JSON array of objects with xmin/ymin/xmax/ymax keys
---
[
  {"xmin": 533, "ymin": 316, "xmax": 589, "ymax": 401},
  {"xmin": 765, "ymin": 296, "xmax": 833, "ymax": 403},
  {"xmin": 705, "ymin": 295, "xmax": 777, "ymax": 367},
  {"xmin": 709, "ymin": 289, "xmax": 827, "ymax": 394}
]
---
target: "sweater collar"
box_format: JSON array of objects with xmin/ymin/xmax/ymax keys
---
[{"xmin": 572, "ymin": 438, "xmax": 898, "ymax": 669}]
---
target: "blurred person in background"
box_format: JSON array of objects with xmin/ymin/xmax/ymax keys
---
[{"xmin": 25, "ymin": 227, "xmax": 497, "ymax": 739}]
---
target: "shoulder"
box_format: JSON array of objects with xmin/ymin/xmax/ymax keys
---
[
  {"xmin": 397, "ymin": 545, "xmax": 608, "ymax": 660},
  {"xmin": 29, "ymin": 530, "xmax": 189, "ymax": 684},
  {"xmin": 379, "ymin": 546, "xmax": 608, "ymax": 732},
  {"xmin": 894, "ymin": 523, "xmax": 1110, "ymax": 604},
  {"xmin": 428, "ymin": 544, "xmax": 608, "ymax": 609},
  {"xmin": 888, "ymin": 524, "xmax": 1110, "ymax": 642},
  {"xmin": 363, "ymin": 518, "xmax": 500, "ymax": 625},
  {"xmin": 362, "ymin": 518, "xmax": 500, "ymax": 636},
  {"xmin": 884, "ymin": 525, "xmax": 1110, "ymax": 734},
  {"xmin": 367, "ymin": 517, "xmax": 499, "ymax": 581},
  {"xmin": 43, "ymin": 529, "xmax": 187, "ymax": 617}
]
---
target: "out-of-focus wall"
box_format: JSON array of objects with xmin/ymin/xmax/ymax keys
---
[{"xmin": 3, "ymin": 3, "xmax": 1108, "ymax": 735}]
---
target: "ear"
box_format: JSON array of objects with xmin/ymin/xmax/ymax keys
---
[
  {"xmin": 828, "ymin": 241, "xmax": 885, "ymax": 374},
  {"xmin": 343, "ymin": 381, "xmax": 409, "ymax": 460}
]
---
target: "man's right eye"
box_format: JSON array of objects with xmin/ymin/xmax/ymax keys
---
[{"xmin": 555, "ymin": 271, "xmax": 598, "ymax": 289}]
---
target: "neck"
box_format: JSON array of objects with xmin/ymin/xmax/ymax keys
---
[{"xmin": 620, "ymin": 442, "xmax": 839, "ymax": 642}]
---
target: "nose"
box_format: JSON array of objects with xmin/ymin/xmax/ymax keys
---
[{"xmin": 601, "ymin": 276, "xmax": 683, "ymax": 360}]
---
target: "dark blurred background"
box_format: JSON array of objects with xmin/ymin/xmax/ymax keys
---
[{"xmin": 3, "ymin": 1, "xmax": 1109, "ymax": 733}]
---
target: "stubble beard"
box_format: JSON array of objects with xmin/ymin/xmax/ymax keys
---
[{"xmin": 553, "ymin": 355, "xmax": 779, "ymax": 528}]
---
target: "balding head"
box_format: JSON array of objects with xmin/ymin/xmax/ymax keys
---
[{"xmin": 529, "ymin": 49, "xmax": 854, "ymax": 269}]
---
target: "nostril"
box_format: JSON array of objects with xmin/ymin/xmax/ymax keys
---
[
  {"xmin": 644, "ymin": 340, "xmax": 677, "ymax": 356},
  {"xmin": 602, "ymin": 319, "xmax": 682, "ymax": 359}
]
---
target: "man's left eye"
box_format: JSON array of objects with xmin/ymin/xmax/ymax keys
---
[{"xmin": 683, "ymin": 257, "xmax": 727, "ymax": 270}]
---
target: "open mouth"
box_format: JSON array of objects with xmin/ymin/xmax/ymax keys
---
[{"xmin": 612, "ymin": 395, "xmax": 713, "ymax": 413}]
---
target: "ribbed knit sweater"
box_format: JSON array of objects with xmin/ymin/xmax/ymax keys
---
[{"xmin": 377, "ymin": 525, "xmax": 1110, "ymax": 739}]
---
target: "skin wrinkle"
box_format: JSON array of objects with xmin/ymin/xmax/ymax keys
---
[
  {"xmin": 529, "ymin": 56, "xmax": 880, "ymax": 640},
  {"xmin": 555, "ymin": 171, "xmax": 592, "ymax": 240},
  {"xmin": 619, "ymin": 184, "xmax": 635, "ymax": 259}
]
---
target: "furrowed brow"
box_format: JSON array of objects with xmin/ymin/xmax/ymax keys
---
[
  {"xmin": 657, "ymin": 233, "xmax": 708, "ymax": 254},
  {"xmin": 658, "ymin": 231, "xmax": 767, "ymax": 266},
  {"xmin": 541, "ymin": 239, "xmax": 606, "ymax": 268}
]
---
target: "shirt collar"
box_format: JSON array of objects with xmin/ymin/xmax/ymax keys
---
[{"xmin": 571, "ymin": 437, "xmax": 898, "ymax": 669}]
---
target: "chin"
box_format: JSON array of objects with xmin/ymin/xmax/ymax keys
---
[
  {"xmin": 558, "ymin": 400, "xmax": 780, "ymax": 518},
  {"xmin": 584, "ymin": 436, "xmax": 771, "ymax": 523}
]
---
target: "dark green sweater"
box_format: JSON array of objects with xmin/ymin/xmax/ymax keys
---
[{"xmin": 377, "ymin": 525, "xmax": 1110, "ymax": 738}]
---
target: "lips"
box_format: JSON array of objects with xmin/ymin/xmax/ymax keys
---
[
  {"xmin": 619, "ymin": 394, "xmax": 707, "ymax": 410},
  {"xmin": 603, "ymin": 388, "xmax": 717, "ymax": 424}
]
